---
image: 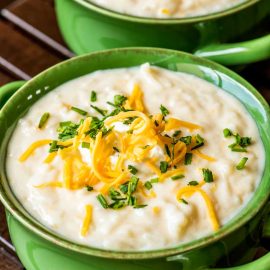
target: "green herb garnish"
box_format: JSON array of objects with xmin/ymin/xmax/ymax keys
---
[
  {"xmin": 123, "ymin": 117, "xmax": 137, "ymax": 125},
  {"xmin": 236, "ymin": 157, "xmax": 248, "ymax": 170},
  {"xmin": 171, "ymin": 174, "xmax": 185, "ymax": 181},
  {"xmin": 150, "ymin": 178, "xmax": 159, "ymax": 183},
  {"xmin": 180, "ymin": 136, "xmax": 192, "ymax": 145},
  {"xmin": 180, "ymin": 198, "xmax": 188, "ymax": 205},
  {"xmin": 188, "ymin": 181, "xmax": 199, "ymax": 186},
  {"xmin": 90, "ymin": 105, "xmax": 107, "ymax": 116},
  {"xmin": 114, "ymin": 95, "xmax": 127, "ymax": 106},
  {"xmin": 71, "ymin": 106, "xmax": 88, "ymax": 116},
  {"xmin": 173, "ymin": 130, "xmax": 181, "ymax": 137},
  {"xmin": 223, "ymin": 129, "xmax": 252, "ymax": 152},
  {"xmin": 128, "ymin": 165, "xmax": 138, "ymax": 175},
  {"xmin": 134, "ymin": 204, "xmax": 147, "ymax": 209},
  {"xmin": 57, "ymin": 121, "xmax": 80, "ymax": 141},
  {"xmin": 184, "ymin": 153, "xmax": 193, "ymax": 165},
  {"xmin": 97, "ymin": 194, "xmax": 109, "ymax": 209},
  {"xmin": 85, "ymin": 185, "xmax": 94, "ymax": 191},
  {"xmin": 160, "ymin": 104, "xmax": 169, "ymax": 117},
  {"xmin": 90, "ymin": 91, "xmax": 97, "ymax": 102},
  {"xmin": 109, "ymin": 200, "xmax": 125, "ymax": 209},
  {"xmin": 48, "ymin": 140, "xmax": 70, "ymax": 153},
  {"xmin": 202, "ymin": 168, "xmax": 214, "ymax": 183},
  {"xmin": 191, "ymin": 134, "xmax": 205, "ymax": 150},
  {"xmin": 144, "ymin": 181, "xmax": 153, "ymax": 190},
  {"xmin": 160, "ymin": 161, "xmax": 169, "ymax": 173},
  {"xmin": 81, "ymin": 142, "xmax": 90, "ymax": 149},
  {"xmin": 223, "ymin": 128, "xmax": 232, "ymax": 138},
  {"xmin": 38, "ymin": 112, "xmax": 50, "ymax": 129},
  {"xmin": 165, "ymin": 144, "xmax": 171, "ymax": 157}
]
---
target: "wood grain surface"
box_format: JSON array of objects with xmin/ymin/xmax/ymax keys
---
[{"xmin": 0, "ymin": 0, "xmax": 269, "ymax": 269}]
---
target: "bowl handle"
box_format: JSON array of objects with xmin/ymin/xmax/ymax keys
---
[
  {"xmin": 194, "ymin": 34, "xmax": 270, "ymax": 66},
  {"xmin": 0, "ymin": 81, "xmax": 26, "ymax": 109}
]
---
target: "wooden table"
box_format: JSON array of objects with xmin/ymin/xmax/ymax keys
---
[{"xmin": 0, "ymin": 1, "xmax": 269, "ymax": 269}]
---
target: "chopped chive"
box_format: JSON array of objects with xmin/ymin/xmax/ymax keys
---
[
  {"xmin": 236, "ymin": 157, "xmax": 248, "ymax": 170},
  {"xmin": 38, "ymin": 112, "xmax": 50, "ymax": 129},
  {"xmin": 102, "ymin": 126, "xmax": 113, "ymax": 137},
  {"xmin": 173, "ymin": 130, "xmax": 181, "ymax": 137},
  {"xmin": 229, "ymin": 144, "xmax": 247, "ymax": 152},
  {"xmin": 81, "ymin": 142, "xmax": 90, "ymax": 149},
  {"xmin": 90, "ymin": 91, "xmax": 97, "ymax": 102},
  {"xmin": 48, "ymin": 140, "xmax": 70, "ymax": 153},
  {"xmin": 119, "ymin": 182, "xmax": 129, "ymax": 194},
  {"xmin": 90, "ymin": 105, "xmax": 107, "ymax": 116},
  {"xmin": 184, "ymin": 153, "xmax": 193, "ymax": 165},
  {"xmin": 127, "ymin": 130, "xmax": 133, "ymax": 134},
  {"xmin": 180, "ymin": 198, "xmax": 188, "ymax": 205},
  {"xmin": 160, "ymin": 104, "xmax": 169, "ymax": 117},
  {"xmin": 113, "ymin": 146, "xmax": 120, "ymax": 152},
  {"xmin": 109, "ymin": 200, "xmax": 125, "ymax": 209},
  {"xmin": 128, "ymin": 165, "xmax": 138, "ymax": 175},
  {"xmin": 165, "ymin": 144, "xmax": 171, "ymax": 157},
  {"xmin": 134, "ymin": 204, "xmax": 147, "ymax": 209},
  {"xmin": 114, "ymin": 95, "xmax": 127, "ymax": 106},
  {"xmin": 202, "ymin": 168, "xmax": 214, "ymax": 183},
  {"xmin": 154, "ymin": 120, "xmax": 159, "ymax": 127},
  {"xmin": 141, "ymin": 145, "xmax": 150, "ymax": 149},
  {"xmin": 144, "ymin": 181, "xmax": 153, "ymax": 190},
  {"xmin": 128, "ymin": 176, "xmax": 139, "ymax": 194},
  {"xmin": 71, "ymin": 106, "xmax": 88, "ymax": 116},
  {"xmin": 85, "ymin": 185, "xmax": 94, "ymax": 191},
  {"xmin": 123, "ymin": 117, "xmax": 137, "ymax": 125},
  {"xmin": 96, "ymin": 194, "xmax": 109, "ymax": 209},
  {"xmin": 223, "ymin": 128, "xmax": 232, "ymax": 138},
  {"xmin": 150, "ymin": 178, "xmax": 159, "ymax": 183},
  {"xmin": 188, "ymin": 181, "xmax": 199, "ymax": 186},
  {"xmin": 171, "ymin": 174, "xmax": 185, "ymax": 181},
  {"xmin": 160, "ymin": 161, "xmax": 169, "ymax": 173},
  {"xmin": 180, "ymin": 136, "xmax": 192, "ymax": 145},
  {"xmin": 191, "ymin": 134, "xmax": 205, "ymax": 150}
]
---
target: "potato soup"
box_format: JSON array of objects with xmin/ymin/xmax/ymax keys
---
[{"xmin": 6, "ymin": 64, "xmax": 264, "ymax": 251}]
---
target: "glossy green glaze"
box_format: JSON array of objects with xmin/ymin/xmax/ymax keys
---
[
  {"xmin": 0, "ymin": 48, "xmax": 270, "ymax": 270},
  {"xmin": 55, "ymin": 0, "xmax": 270, "ymax": 65}
]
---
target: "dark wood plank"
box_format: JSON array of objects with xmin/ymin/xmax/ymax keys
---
[
  {"xmin": 0, "ymin": 69, "xmax": 17, "ymax": 86},
  {"xmin": 0, "ymin": 21, "xmax": 64, "ymax": 78},
  {"xmin": 0, "ymin": 247, "xmax": 23, "ymax": 270},
  {"xmin": 0, "ymin": 0, "xmax": 14, "ymax": 9},
  {"xmin": 2, "ymin": 0, "xmax": 74, "ymax": 57}
]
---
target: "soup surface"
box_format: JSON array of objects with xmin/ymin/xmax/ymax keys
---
[
  {"xmin": 88, "ymin": 0, "xmax": 245, "ymax": 18},
  {"xmin": 7, "ymin": 64, "xmax": 264, "ymax": 251}
]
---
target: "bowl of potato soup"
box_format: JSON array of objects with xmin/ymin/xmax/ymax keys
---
[
  {"xmin": 55, "ymin": 0, "xmax": 270, "ymax": 65},
  {"xmin": 0, "ymin": 48, "xmax": 270, "ymax": 270}
]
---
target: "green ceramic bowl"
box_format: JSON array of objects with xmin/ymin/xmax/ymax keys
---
[
  {"xmin": 55, "ymin": 0, "xmax": 270, "ymax": 65},
  {"xmin": 0, "ymin": 48, "xmax": 270, "ymax": 270}
]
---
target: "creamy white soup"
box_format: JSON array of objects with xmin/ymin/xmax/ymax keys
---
[
  {"xmin": 89, "ymin": 0, "xmax": 246, "ymax": 18},
  {"xmin": 7, "ymin": 64, "xmax": 264, "ymax": 251}
]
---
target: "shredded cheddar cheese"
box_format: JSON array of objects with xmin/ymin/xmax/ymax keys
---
[
  {"xmin": 176, "ymin": 186, "xmax": 220, "ymax": 231},
  {"xmin": 19, "ymin": 139, "xmax": 52, "ymax": 162},
  {"xmin": 19, "ymin": 83, "xmax": 220, "ymax": 237},
  {"xmin": 81, "ymin": 205, "xmax": 93, "ymax": 237}
]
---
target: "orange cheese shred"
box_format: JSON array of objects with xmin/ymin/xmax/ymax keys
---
[
  {"xmin": 176, "ymin": 186, "xmax": 220, "ymax": 231},
  {"xmin": 19, "ymin": 139, "xmax": 52, "ymax": 162},
  {"xmin": 192, "ymin": 149, "xmax": 216, "ymax": 162},
  {"xmin": 81, "ymin": 205, "xmax": 93, "ymax": 237}
]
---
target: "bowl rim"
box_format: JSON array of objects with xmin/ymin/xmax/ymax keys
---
[
  {"xmin": 0, "ymin": 47, "xmax": 269, "ymax": 259},
  {"xmin": 73, "ymin": 0, "xmax": 259, "ymax": 24}
]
